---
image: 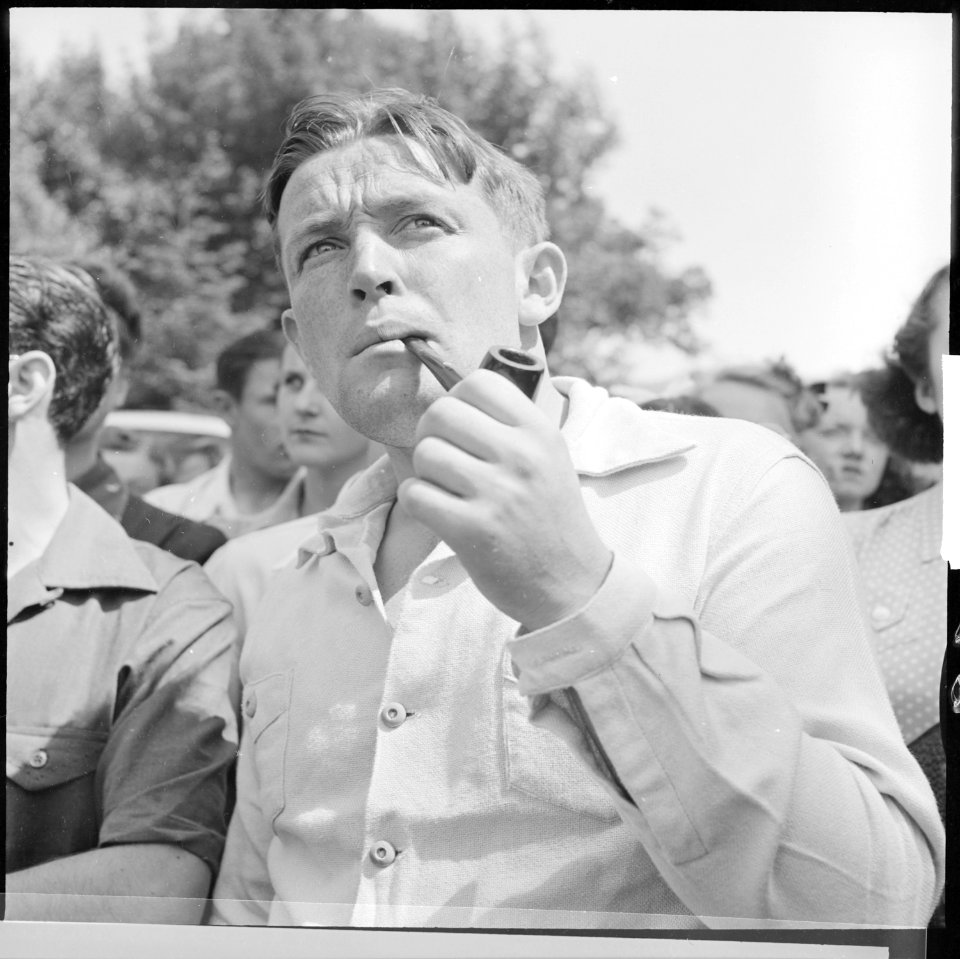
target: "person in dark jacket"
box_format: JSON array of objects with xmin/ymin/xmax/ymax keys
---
[{"xmin": 63, "ymin": 257, "xmax": 227, "ymax": 563}]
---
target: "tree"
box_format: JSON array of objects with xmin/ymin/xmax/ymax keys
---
[{"xmin": 10, "ymin": 9, "xmax": 712, "ymax": 406}]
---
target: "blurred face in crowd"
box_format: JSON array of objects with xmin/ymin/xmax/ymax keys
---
[
  {"xmin": 798, "ymin": 386, "xmax": 889, "ymax": 512},
  {"xmin": 914, "ymin": 277, "xmax": 948, "ymax": 421},
  {"xmin": 220, "ymin": 358, "xmax": 297, "ymax": 481},
  {"xmin": 697, "ymin": 380, "xmax": 795, "ymax": 439},
  {"xmin": 278, "ymin": 136, "xmax": 541, "ymax": 447},
  {"xmin": 277, "ymin": 344, "xmax": 369, "ymax": 470}
]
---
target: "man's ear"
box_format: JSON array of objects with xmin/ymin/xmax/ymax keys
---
[
  {"xmin": 281, "ymin": 308, "xmax": 302, "ymax": 354},
  {"xmin": 914, "ymin": 376, "xmax": 938, "ymax": 416},
  {"xmin": 8, "ymin": 351, "xmax": 56, "ymax": 421},
  {"xmin": 516, "ymin": 242, "xmax": 567, "ymax": 329}
]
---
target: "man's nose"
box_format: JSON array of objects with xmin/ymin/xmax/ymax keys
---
[
  {"xmin": 295, "ymin": 386, "xmax": 323, "ymax": 415},
  {"xmin": 350, "ymin": 232, "xmax": 400, "ymax": 303}
]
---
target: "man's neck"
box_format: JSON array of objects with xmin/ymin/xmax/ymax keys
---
[
  {"xmin": 7, "ymin": 450, "xmax": 71, "ymax": 578},
  {"xmin": 227, "ymin": 456, "xmax": 294, "ymax": 516}
]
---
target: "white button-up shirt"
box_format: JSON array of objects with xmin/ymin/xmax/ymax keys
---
[{"xmin": 211, "ymin": 378, "xmax": 943, "ymax": 929}]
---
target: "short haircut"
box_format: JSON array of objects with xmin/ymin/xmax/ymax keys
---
[
  {"xmin": 264, "ymin": 88, "xmax": 548, "ymax": 255},
  {"xmin": 700, "ymin": 359, "xmax": 822, "ymax": 433},
  {"xmin": 859, "ymin": 266, "xmax": 948, "ymax": 463},
  {"xmin": 216, "ymin": 329, "xmax": 287, "ymax": 400},
  {"xmin": 69, "ymin": 257, "xmax": 142, "ymax": 363},
  {"xmin": 9, "ymin": 254, "xmax": 120, "ymax": 445}
]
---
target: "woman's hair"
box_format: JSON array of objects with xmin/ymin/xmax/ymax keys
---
[
  {"xmin": 860, "ymin": 266, "xmax": 948, "ymax": 463},
  {"xmin": 264, "ymin": 88, "xmax": 548, "ymax": 254}
]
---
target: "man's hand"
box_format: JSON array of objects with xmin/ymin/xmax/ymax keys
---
[{"xmin": 397, "ymin": 370, "xmax": 612, "ymax": 631}]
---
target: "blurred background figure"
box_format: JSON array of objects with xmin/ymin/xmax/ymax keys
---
[
  {"xmin": 844, "ymin": 266, "xmax": 948, "ymax": 926},
  {"xmin": 146, "ymin": 328, "xmax": 302, "ymax": 538},
  {"xmin": 639, "ymin": 395, "xmax": 720, "ymax": 417},
  {"xmin": 64, "ymin": 258, "xmax": 227, "ymax": 563},
  {"xmin": 204, "ymin": 342, "xmax": 375, "ymax": 637},
  {"xmin": 799, "ymin": 372, "xmax": 915, "ymax": 512},
  {"xmin": 693, "ymin": 359, "xmax": 821, "ymax": 442}
]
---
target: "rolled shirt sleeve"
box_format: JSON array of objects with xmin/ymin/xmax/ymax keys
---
[
  {"xmin": 96, "ymin": 563, "xmax": 241, "ymax": 877},
  {"xmin": 508, "ymin": 454, "xmax": 944, "ymax": 925}
]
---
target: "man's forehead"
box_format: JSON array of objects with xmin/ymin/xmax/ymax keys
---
[{"xmin": 281, "ymin": 136, "xmax": 460, "ymax": 210}]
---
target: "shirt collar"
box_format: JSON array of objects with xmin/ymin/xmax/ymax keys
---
[
  {"xmin": 295, "ymin": 376, "xmax": 696, "ymax": 564},
  {"xmin": 35, "ymin": 486, "xmax": 159, "ymax": 592}
]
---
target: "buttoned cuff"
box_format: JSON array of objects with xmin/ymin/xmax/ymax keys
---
[{"xmin": 507, "ymin": 552, "xmax": 658, "ymax": 696}]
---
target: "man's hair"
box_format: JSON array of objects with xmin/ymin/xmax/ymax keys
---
[
  {"xmin": 859, "ymin": 266, "xmax": 948, "ymax": 464},
  {"xmin": 69, "ymin": 257, "xmax": 142, "ymax": 364},
  {"xmin": 216, "ymin": 329, "xmax": 287, "ymax": 400},
  {"xmin": 9, "ymin": 254, "xmax": 120, "ymax": 445},
  {"xmin": 264, "ymin": 88, "xmax": 549, "ymax": 253},
  {"xmin": 700, "ymin": 359, "xmax": 822, "ymax": 433}
]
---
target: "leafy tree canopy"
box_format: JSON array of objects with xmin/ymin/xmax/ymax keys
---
[{"xmin": 10, "ymin": 9, "xmax": 711, "ymax": 407}]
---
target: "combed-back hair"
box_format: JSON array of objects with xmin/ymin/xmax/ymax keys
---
[
  {"xmin": 859, "ymin": 266, "xmax": 948, "ymax": 464},
  {"xmin": 701, "ymin": 359, "xmax": 823, "ymax": 433},
  {"xmin": 9, "ymin": 254, "xmax": 120, "ymax": 445},
  {"xmin": 264, "ymin": 88, "xmax": 548, "ymax": 253},
  {"xmin": 808, "ymin": 372, "xmax": 917, "ymax": 508},
  {"xmin": 70, "ymin": 257, "xmax": 142, "ymax": 363},
  {"xmin": 216, "ymin": 328, "xmax": 287, "ymax": 400}
]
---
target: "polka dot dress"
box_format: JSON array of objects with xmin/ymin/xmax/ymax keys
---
[{"xmin": 844, "ymin": 485, "xmax": 946, "ymax": 744}]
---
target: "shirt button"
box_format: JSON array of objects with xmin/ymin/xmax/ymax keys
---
[
  {"xmin": 370, "ymin": 840, "xmax": 397, "ymax": 866},
  {"xmin": 243, "ymin": 691, "xmax": 258, "ymax": 719},
  {"xmin": 29, "ymin": 750, "xmax": 48, "ymax": 769},
  {"xmin": 355, "ymin": 585, "xmax": 373, "ymax": 606},
  {"xmin": 871, "ymin": 604, "xmax": 891, "ymax": 625},
  {"xmin": 421, "ymin": 574, "xmax": 441, "ymax": 586},
  {"xmin": 380, "ymin": 702, "xmax": 407, "ymax": 728}
]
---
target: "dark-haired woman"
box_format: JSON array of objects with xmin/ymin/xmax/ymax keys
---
[{"xmin": 845, "ymin": 266, "xmax": 948, "ymax": 926}]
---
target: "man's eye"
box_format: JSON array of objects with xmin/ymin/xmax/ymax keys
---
[
  {"xmin": 402, "ymin": 214, "xmax": 444, "ymax": 231},
  {"xmin": 300, "ymin": 238, "xmax": 341, "ymax": 265},
  {"xmin": 283, "ymin": 374, "xmax": 304, "ymax": 391}
]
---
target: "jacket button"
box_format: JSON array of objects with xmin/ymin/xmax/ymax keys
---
[
  {"xmin": 29, "ymin": 749, "xmax": 48, "ymax": 769},
  {"xmin": 370, "ymin": 840, "xmax": 397, "ymax": 866},
  {"xmin": 380, "ymin": 702, "xmax": 407, "ymax": 728}
]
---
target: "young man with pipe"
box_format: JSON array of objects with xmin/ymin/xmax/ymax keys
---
[{"xmin": 211, "ymin": 89, "xmax": 943, "ymax": 928}]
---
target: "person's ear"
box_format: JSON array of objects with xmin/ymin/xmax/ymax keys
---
[
  {"xmin": 914, "ymin": 376, "xmax": 938, "ymax": 416},
  {"xmin": 8, "ymin": 351, "xmax": 56, "ymax": 421},
  {"xmin": 211, "ymin": 389, "xmax": 238, "ymax": 425},
  {"xmin": 281, "ymin": 308, "xmax": 303, "ymax": 356},
  {"xmin": 516, "ymin": 242, "xmax": 567, "ymax": 329}
]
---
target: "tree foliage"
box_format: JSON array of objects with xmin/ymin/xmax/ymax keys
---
[{"xmin": 9, "ymin": 9, "xmax": 712, "ymax": 406}]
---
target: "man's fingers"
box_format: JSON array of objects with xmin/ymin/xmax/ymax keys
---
[
  {"xmin": 411, "ymin": 435, "xmax": 489, "ymax": 499},
  {"xmin": 447, "ymin": 369, "xmax": 547, "ymax": 428}
]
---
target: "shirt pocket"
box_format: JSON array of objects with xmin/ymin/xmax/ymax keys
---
[
  {"xmin": 241, "ymin": 670, "xmax": 293, "ymax": 828},
  {"xmin": 6, "ymin": 727, "xmax": 107, "ymax": 791},
  {"xmin": 499, "ymin": 650, "xmax": 620, "ymax": 822}
]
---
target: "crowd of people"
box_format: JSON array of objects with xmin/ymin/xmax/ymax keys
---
[{"xmin": 6, "ymin": 88, "xmax": 952, "ymax": 936}]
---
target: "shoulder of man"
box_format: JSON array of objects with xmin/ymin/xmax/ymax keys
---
[{"xmin": 121, "ymin": 494, "xmax": 228, "ymax": 564}]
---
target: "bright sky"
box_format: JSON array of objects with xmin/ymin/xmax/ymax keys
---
[{"xmin": 9, "ymin": 8, "xmax": 952, "ymax": 383}]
